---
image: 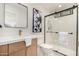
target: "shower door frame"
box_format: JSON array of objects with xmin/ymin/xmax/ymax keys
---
[{"xmin": 44, "ymin": 5, "xmax": 78, "ymax": 56}]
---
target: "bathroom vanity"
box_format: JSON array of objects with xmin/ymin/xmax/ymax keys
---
[
  {"xmin": 0, "ymin": 38, "xmax": 37, "ymax": 56},
  {"xmin": 26, "ymin": 38, "xmax": 37, "ymax": 56}
]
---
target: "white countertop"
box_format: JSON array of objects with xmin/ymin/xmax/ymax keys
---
[
  {"xmin": 0, "ymin": 35, "xmax": 37, "ymax": 45},
  {"xmin": 0, "ymin": 37, "xmax": 24, "ymax": 45}
]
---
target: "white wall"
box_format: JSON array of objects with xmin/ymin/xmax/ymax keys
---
[
  {"xmin": 23, "ymin": 3, "xmax": 50, "ymax": 44},
  {"xmin": 0, "ymin": 3, "xmax": 49, "ymax": 45}
]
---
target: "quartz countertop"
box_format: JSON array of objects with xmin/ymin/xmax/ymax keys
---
[
  {"xmin": 0, "ymin": 37, "xmax": 24, "ymax": 45},
  {"xmin": 0, "ymin": 35, "xmax": 37, "ymax": 45}
]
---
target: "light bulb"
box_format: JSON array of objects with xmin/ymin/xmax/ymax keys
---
[{"xmin": 58, "ymin": 5, "xmax": 62, "ymax": 8}]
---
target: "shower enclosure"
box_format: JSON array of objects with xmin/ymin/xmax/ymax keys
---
[{"xmin": 44, "ymin": 5, "xmax": 78, "ymax": 56}]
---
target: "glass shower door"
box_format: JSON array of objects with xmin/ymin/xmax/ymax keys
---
[{"xmin": 45, "ymin": 6, "xmax": 78, "ymax": 56}]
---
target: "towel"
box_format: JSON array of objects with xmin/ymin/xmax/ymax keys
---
[
  {"xmin": 24, "ymin": 36, "xmax": 32, "ymax": 47},
  {"xmin": 58, "ymin": 32, "xmax": 69, "ymax": 46}
]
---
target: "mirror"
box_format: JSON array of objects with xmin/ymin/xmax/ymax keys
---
[{"xmin": 4, "ymin": 3, "xmax": 28, "ymax": 28}]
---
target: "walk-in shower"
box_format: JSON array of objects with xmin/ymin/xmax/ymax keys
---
[{"xmin": 43, "ymin": 5, "xmax": 78, "ymax": 56}]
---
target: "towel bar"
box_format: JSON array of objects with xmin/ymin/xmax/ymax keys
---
[{"xmin": 47, "ymin": 31, "xmax": 73, "ymax": 34}]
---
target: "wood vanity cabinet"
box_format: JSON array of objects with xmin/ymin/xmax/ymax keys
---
[
  {"xmin": 0, "ymin": 44, "xmax": 8, "ymax": 56},
  {"xmin": 0, "ymin": 38, "xmax": 37, "ymax": 56},
  {"xmin": 26, "ymin": 38, "xmax": 37, "ymax": 56},
  {"xmin": 9, "ymin": 41, "xmax": 26, "ymax": 56},
  {"xmin": 0, "ymin": 41, "xmax": 26, "ymax": 56}
]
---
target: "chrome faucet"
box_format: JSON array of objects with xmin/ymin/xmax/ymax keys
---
[{"xmin": 19, "ymin": 30, "xmax": 22, "ymax": 36}]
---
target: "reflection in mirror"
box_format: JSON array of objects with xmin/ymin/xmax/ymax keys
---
[{"xmin": 4, "ymin": 3, "xmax": 28, "ymax": 28}]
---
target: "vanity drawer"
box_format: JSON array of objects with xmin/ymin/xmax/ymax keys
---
[
  {"xmin": 9, "ymin": 49, "xmax": 26, "ymax": 56},
  {"xmin": 9, "ymin": 41, "xmax": 26, "ymax": 54},
  {"xmin": 0, "ymin": 44, "xmax": 8, "ymax": 56}
]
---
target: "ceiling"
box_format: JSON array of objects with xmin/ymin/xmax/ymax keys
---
[{"xmin": 25, "ymin": 3, "xmax": 76, "ymax": 14}]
